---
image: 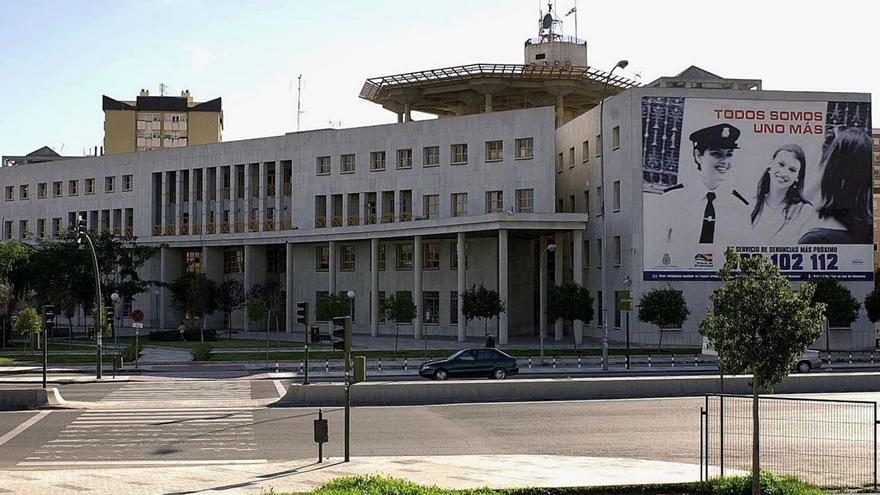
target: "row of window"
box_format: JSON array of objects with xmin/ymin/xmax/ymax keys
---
[
  {"xmin": 316, "ymin": 138, "xmax": 534, "ymax": 175},
  {"xmin": 314, "ymin": 290, "xmax": 457, "ymax": 325},
  {"xmin": 555, "ymin": 127, "xmax": 621, "ymax": 173},
  {"xmin": 556, "ymin": 182, "xmax": 622, "ymax": 216},
  {"xmin": 1, "ymin": 210, "xmax": 135, "ymax": 240},
  {"xmin": 4, "ymin": 175, "xmax": 133, "ymax": 202},
  {"xmin": 314, "ymin": 240, "xmax": 468, "ymax": 273}
]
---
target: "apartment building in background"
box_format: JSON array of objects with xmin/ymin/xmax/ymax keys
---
[{"xmin": 103, "ymin": 89, "xmax": 223, "ymax": 154}]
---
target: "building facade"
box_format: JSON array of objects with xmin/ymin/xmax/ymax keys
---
[{"xmin": 103, "ymin": 89, "xmax": 223, "ymax": 155}]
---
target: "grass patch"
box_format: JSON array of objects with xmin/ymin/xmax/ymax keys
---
[
  {"xmin": 272, "ymin": 473, "xmax": 823, "ymax": 495},
  {"xmin": 116, "ymin": 336, "xmax": 309, "ymax": 350}
]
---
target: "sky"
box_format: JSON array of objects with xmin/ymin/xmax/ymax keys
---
[{"xmin": 1, "ymin": 0, "xmax": 878, "ymax": 157}]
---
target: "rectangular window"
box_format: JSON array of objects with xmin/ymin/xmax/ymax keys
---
[
  {"xmin": 316, "ymin": 245, "xmax": 329, "ymax": 271},
  {"xmin": 19, "ymin": 220, "xmax": 27, "ymax": 239},
  {"xmin": 485, "ymin": 190, "xmax": 503, "ymax": 213},
  {"xmin": 582, "ymin": 140, "xmax": 590, "ymax": 163},
  {"xmin": 341, "ymin": 154, "xmax": 355, "ymax": 173},
  {"xmin": 423, "ymin": 194, "xmax": 439, "ymax": 219},
  {"xmin": 450, "ymin": 291, "xmax": 459, "ymax": 325},
  {"xmin": 596, "ymin": 134, "xmax": 602, "ymax": 157},
  {"xmin": 485, "ymin": 140, "xmax": 503, "ymax": 162},
  {"xmin": 105, "ymin": 176, "xmax": 115, "ymax": 193},
  {"xmin": 370, "ymin": 151, "xmax": 386, "ymax": 171},
  {"xmin": 378, "ymin": 244, "xmax": 386, "ymax": 271},
  {"xmin": 85, "ymin": 178, "xmax": 95, "ymax": 195},
  {"xmin": 612, "ymin": 126, "xmax": 620, "ymax": 150},
  {"xmin": 613, "ymin": 180, "xmax": 621, "ymax": 212},
  {"xmin": 451, "ymin": 193, "xmax": 467, "ymax": 217},
  {"xmin": 614, "ymin": 291, "xmax": 626, "ymax": 329},
  {"xmin": 584, "ymin": 240, "xmax": 590, "ymax": 272},
  {"xmin": 451, "ymin": 144, "xmax": 468, "ymax": 165},
  {"xmin": 423, "ymin": 146, "xmax": 440, "ymax": 167},
  {"xmin": 597, "ymin": 186, "xmax": 604, "ymax": 216},
  {"xmin": 52, "ymin": 218, "xmax": 62, "ymax": 237},
  {"xmin": 423, "ymin": 291, "xmax": 439, "ymax": 324},
  {"xmin": 597, "ymin": 290, "xmax": 604, "ymax": 326},
  {"xmin": 123, "ymin": 175, "xmax": 133, "ymax": 191},
  {"xmin": 596, "ymin": 238, "xmax": 603, "ymax": 269},
  {"xmin": 36, "ymin": 219, "xmax": 46, "ymax": 238},
  {"xmin": 340, "ymin": 245, "xmax": 356, "ymax": 271},
  {"xmin": 397, "ymin": 243, "xmax": 413, "ymax": 271},
  {"xmin": 584, "ymin": 190, "xmax": 590, "ymax": 216},
  {"xmin": 315, "ymin": 291, "xmax": 329, "ymax": 322},
  {"xmin": 53, "ymin": 181, "xmax": 63, "ymax": 197},
  {"xmin": 450, "ymin": 241, "xmax": 468, "ymax": 270},
  {"xmin": 223, "ymin": 248, "xmax": 243, "ymax": 274},
  {"xmin": 515, "ymin": 189, "xmax": 534, "ymax": 213},
  {"xmin": 19, "ymin": 184, "xmax": 29, "ymax": 200},
  {"xmin": 423, "ymin": 242, "xmax": 440, "ymax": 270},
  {"xmin": 69, "ymin": 180, "xmax": 79, "ymax": 196},
  {"xmin": 613, "ymin": 236, "xmax": 621, "ymax": 266},
  {"xmin": 555, "ymin": 153, "xmax": 563, "ymax": 173},
  {"xmin": 316, "ymin": 156, "xmax": 331, "ymax": 175},
  {"xmin": 184, "ymin": 250, "xmax": 203, "ymax": 273},
  {"xmin": 4, "ymin": 186, "xmax": 11, "ymax": 201},
  {"xmin": 515, "ymin": 138, "xmax": 533, "ymax": 159},
  {"xmin": 3, "ymin": 221, "xmax": 11, "ymax": 240},
  {"xmin": 37, "ymin": 183, "xmax": 47, "ymax": 199},
  {"xmin": 568, "ymin": 147, "xmax": 575, "ymax": 168},
  {"xmin": 396, "ymin": 149, "xmax": 413, "ymax": 169},
  {"xmin": 376, "ymin": 290, "xmax": 387, "ymax": 323},
  {"xmin": 267, "ymin": 248, "xmax": 286, "ymax": 273}
]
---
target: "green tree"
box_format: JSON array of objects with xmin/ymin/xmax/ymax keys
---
[
  {"xmin": 700, "ymin": 249, "xmax": 824, "ymax": 495},
  {"xmin": 547, "ymin": 282, "xmax": 594, "ymax": 325},
  {"xmin": 462, "ymin": 284, "xmax": 505, "ymax": 338},
  {"xmin": 91, "ymin": 231, "xmax": 158, "ymax": 305},
  {"xmin": 316, "ymin": 293, "xmax": 349, "ymax": 322},
  {"xmin": 0, "ymin": 240, "xmax": 29, "ymax": 347},
  {"xmin": 248, "ymin": 280, "xmax": 284, "ymax": 333},
  {"xmin": 246, "ymin": 298, "xmax": 268, "ymax": 324},
  {"xmin": 381, "ymin": 292, "xmax": 417, "ymax": 352},
  {"xmin": 13, "ymin": 306, "xmax": 42, "ymax": 351},
  {"xmin": 168, "ymin": 273, "xmax": 219, "ymax": 342},
  {"xmin": 217, "ymin": 279, "xmax": 245, "ymax": 338},
  {"xmin": 0, "ymin": 282, "xmax": 12, "ymax": 349},
  {"xmin": 637, "ymin": 287, "xmax": 690, "ymax": 351},
  {"xmin": 865, "ymin": 286, "xmax": 880, "ymax": 324},
  {"xmin": 809, "ymin": 277, "xmax": 860, "ymax": 352}
]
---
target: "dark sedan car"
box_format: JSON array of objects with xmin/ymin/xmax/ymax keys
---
[{"xmin": 419, "ymin": 348, "xmax": 519, "ymax": 380}]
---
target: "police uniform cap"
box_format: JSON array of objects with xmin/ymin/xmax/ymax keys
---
[{"xmin": 689, "ymin": 123, "xmax": 741, "ymax": 149}]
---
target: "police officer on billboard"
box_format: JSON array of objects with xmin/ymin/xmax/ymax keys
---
[{"xmin": 661, "ymin": 123, "xmax": 750, "ymax": 263}]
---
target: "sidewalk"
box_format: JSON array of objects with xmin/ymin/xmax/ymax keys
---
[{"xmin": 1, "ymin": 454, "xmax": 724, "ymax": 494}]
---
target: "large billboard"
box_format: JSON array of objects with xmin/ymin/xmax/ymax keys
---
[{"xmin": 642, "ymin": 97, "xmax": 873, "ymax": 281}]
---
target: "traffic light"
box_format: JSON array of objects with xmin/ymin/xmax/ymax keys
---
[
  {"xmin": 296, "ymin": 301, "xmax": 309, "ymax": 327},
  {"xmin": 43, "ymin": 305, "xmax": 55, "ymax": 328},
  {"xmin": 106, "ymin": 306, "xmax": 113, "ymax": 327},
  {"xmin": 331, "ymin": 316, "xmax": 351, "ymax": 354}
]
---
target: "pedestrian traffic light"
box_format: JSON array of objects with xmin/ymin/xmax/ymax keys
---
[
  {"xmin": 296, "ymin": 301, "xmax": 309, "ymax": 327},
  {"xmin": 331, "ymin": 316, "xmax": 351, "ymax": 354},
  {"xmin": 106, "ymin": 306, "xmax": 113, "ymax": 327}
]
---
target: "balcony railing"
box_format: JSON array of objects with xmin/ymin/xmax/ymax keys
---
[
  {"xmin": 192, "ymin": 223, "xmax": 201, "ymax": 235},
  {"xmin": 112, "ymin": 227, "xmax": 121, "ymax": 235},
  {"xmin": 179, "ymin": 224, "xmax": 189, "ymax": 235},
  {"xmin": 281, "ymin": 219, "xmax": 293, "ymax": 230},
  {"xmin": 220, "ymin": 222, "xmax": 230, "ymax": 234},
  {"xmin": 206, "ymin": 223, "xmax": 215, "ymax": 234},
  {"xmin": 283, "ymin": 183, "xmax": 292, "ymax": 196},
  {"xmin": 347, "ymin": 215, "xmax": 360, "ymax": 226},
  {"xmin": 234, "ymin": 221, "xmax": 244, "ymax": 233},
  {"xmin": 125, "ymin": 227, "xmax": 133, "ymax": 237},
  {"xmin": 364, "ymin": 213, "xmax": 377, "ymax": 225},
  {"xmin": 315, "ymin": 216, "xmax": 326, "ymax": 228},
  {"xmin": 152, "ymin": 225, "xmax": 162, "ymax": 236},
  {"xmin": 381, "ymin": 212, "xmax": 395, "ymax": 223},
  {"xmin": 399, "ymin": 211, "xmax": 412, "ymax": 222},
  {"xmin": 264, "ymin": 219, "xmax": 276, "ymax": 231},
  {"xmin": 331, "ymin": 216, "xmax": 343, "ymax": 227},
  {"xmin": 248, "ymin": 220, "xmax": 259, "ymax": 232},
  {"xmin": 165, "ymin": 224, "xmax": 177, "ymax": 236}
]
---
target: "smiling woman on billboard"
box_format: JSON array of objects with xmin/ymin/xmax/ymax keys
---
[{"xmin": 749, "ymin": 144, "xmax": 814, "ymax": 244}]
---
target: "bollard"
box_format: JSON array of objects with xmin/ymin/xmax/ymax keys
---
[
  {"xmin": 578, "ymin": 356, "xmax": 582, "ymax": 369},
  {"xmin": 849, "ymin": 353, "xmax": 853, "ymax": 365},
  {"xmin": 378, "ymin": 357, "xmax": 382, "ymax": 373},
  {"xmin": 404, "ymin": 358, "xmax": 408, "ymax": 371},
  {"xmin": 528, "ymin": 357, "xmax": 532, "ymax": 369},
  {"xmin": 671, "ymin": 354, "xmax": 675, "ymax": 368},
  {"xmin": 275, "ymin": 361, "xmax": 279, "ymax": 373},
  {"xmin": 694, "ymin": 354, "xmax": 698, "ymax": 367},
  {"xmin": 552, "ymin": 356, "xmax": 557, "ymax": 369},
  {"xmin": 299, "ymin": 360, "xmax": 304, "ymax": 373},
  {"xmin": 648, "ymin": 354, "xmax": 652, "ymax": 368},
  {"xmin": 871, "ymin": 353, "xmax": 875, "ymax": 365},
  {"xmin": 325, "ymin": 359, "xmax": 329, "ymax": 373},
  {"xmin": 600, "ymin": 356, "xmax": 604, "ymax": 369}
]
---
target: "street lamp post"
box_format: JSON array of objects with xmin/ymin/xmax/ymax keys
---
[
  {"xmin": 539, "ymin": 242, "xmax": 557, "ymax": 365},
  {"xmin": 599, "ymin": 59, "xmax": 628, "ymax": 372},
  {"xmin": 76, "ymin": 216, "xmax": 103, "ymax": 379},
  {"xmin": 111, "ymin": 292, "xmax": 120, "ymax": 379},
  {"xmin": 153, "ymin": 288, "xmax": 160, "ymax": 331},
  {"xmin": 424, "ymin": 308, "xmax": 431, "ymax": 361}
]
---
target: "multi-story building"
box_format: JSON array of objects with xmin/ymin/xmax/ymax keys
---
[
  {"xmin": 1, "ymin": 14, "xmax": 874, "ymax": 349},
  {"xmin": 873, "ymin": 129, "xmax": 880, "ymax": 270},
  {"xmin": 103, "ymin": 89, "xmax": 222, "ymax": 154}
]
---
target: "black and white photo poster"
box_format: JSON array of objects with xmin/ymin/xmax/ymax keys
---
[{"xmin": 642, "ymin": 97, "xmax": 873, "ymax": 281}]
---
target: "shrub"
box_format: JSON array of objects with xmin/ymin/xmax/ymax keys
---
[
  {"xmin": 191, "ymin": 343, "xmax": 213, "ymax": 361},
  {"xmin": 121, "ymin": 342, "xmax": 144, "ymax": 363},
  {"xmin": 148, "ymin": 329, "xmax": 217, "ymax": 342},
  {"xmin": 709, "ymin": 472, "xmax": 822, "ymax": 495}
]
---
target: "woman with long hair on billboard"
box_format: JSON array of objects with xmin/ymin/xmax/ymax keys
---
[
  {"xmin": 799, "ymin": 127, "xmax": 873, "ymax": 244},
  {"xmin": 750, "ymin": 144, "xmax": 813, "ymax": 244}
]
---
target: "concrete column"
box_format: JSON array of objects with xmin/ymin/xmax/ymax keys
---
[
  {"xmin": 230, "ymin": 165, "xmax": 239, "ymax": 230},
  {"xmin": 498, "ymin": 229, "xmax": 509, "ymax": 345},
  {"xmin": 244, "ymin": 164, "xmax": 253, "ymax": 230},
  {"xmin": 328, "ymin": 241, "xmax": 337, "ymax": 294},
  {"xmin": 286, "ymin": 242, "xmax": 295, "ymax": 333},
  {"xmin": 158, "ymin": 173, "xmax": 166, "ymax": 232},
  {"xmin": 457, "ymin": 233, "xmax": 466, "ymax": 341},
  {"xmin": 202, "ymin": 246, "xmax": 224, "ymax": 329},
  {"xmin": 554, "ymin": 232, "xmax": 564, "ymax": 341},
  {"xmin": 485, "ymin": 93, "xmax": 493, "ymax": 113},
  {"xmin": 370, "ymin": 238, "xmax": 379, "ymax": 337},
  {"xmin": 413, "ymin": 235, "xmax": 422, "ymax": 339},
  {"xmin": 572, "ymin": 229, "xmax": 584, "ymax": 345},
  {"xmin": 326, "ymin": 195, "xmax": 333, "ymax": 227},
  {"xmin": 404, "ymin": 103, "xmax": 412, "ymax": 123},
  {"xmin": 214, "ymin": 167, "xmax": 223, "ymax": 231},
  {"xmin": 556, "ymin": 94, "xmax": 565, "ymax": 127},
  {"xmin": 394, "ymin": 190, "xmax": 401, "ymax": 222},
  {"xmin": 397, "ymin": 113, "xmax": 403, "ymax": 123},
  {"xmin": 175, "ymin": 171, "xmax": 184, "ymax": 234},
  {"xmin": 342, "ymin": 193, "xmax": 350, "ymax": 226},
  {"xmin": 258, "ymin": 162, "xmax": 266, "ymax": 231},
  {"xmin": 190, "ymin": 169, "xmax": 198, "ymax": 232},
  {"xmin": 243, "ymin": 244, "xmax": 253, "ymax": 332},
  {"xmin": 539, "ymin": 237, "xmax": 547, "ymax": 342},
  {"xmin": 274, "ymin": 163, "xmax": 282, "ymax": 230},
  {"xmin": 159, "ymin": 246, "xmax": 168, "ymax": 330},
  {"xmin": 200, "ymin": 168, "xmax": 209, "ymax": 231}
]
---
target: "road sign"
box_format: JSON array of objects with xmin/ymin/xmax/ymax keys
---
[
  {"xmin": 132, "ymin": 309, "xmax": 145, "ymax": 323},
  {"xmin": 132, "ymin": 322, "xmax": 144, "ymax": 329},
  {"xmin": 617, "ymin": 299, "xmax": 633, "ymax": 311}
]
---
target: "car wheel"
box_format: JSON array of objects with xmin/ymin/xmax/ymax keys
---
[
  {"xmin": 434, "ymin": 369, "xmax": 448, "ymax": 381},
  {"xmin": 493, "ymin": 368, "xmax": 507, "ymax": 380},
  {"xmin": 796, "ymin": 361, "xmax": 811, "ymax": 373}
]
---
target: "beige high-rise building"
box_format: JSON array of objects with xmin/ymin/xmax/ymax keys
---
[{"xmin": 102, "ymin": 89, "xmax": 222, "ymax": 155}]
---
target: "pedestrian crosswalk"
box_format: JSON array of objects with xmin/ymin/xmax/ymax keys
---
[
  {"xmin": 19, "ymin": 407, "xmax": 264, "ymax": 466},
  {"xmin": 101, "ymin": 380, "xmax": 252, "ymax": 403}
]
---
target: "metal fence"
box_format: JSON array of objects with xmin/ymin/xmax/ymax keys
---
[{"xmin": 700, "ymin": 394, "xmax": 877, "ymax": 489}]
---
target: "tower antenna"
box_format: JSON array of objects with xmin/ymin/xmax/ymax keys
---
[
  {"xmin": 296, "ymin": 74, "xmax": 304, "ymax": 132},
  {"xmin": 159, "ymin": 83, "xmax": 168, "ymax": 96}
]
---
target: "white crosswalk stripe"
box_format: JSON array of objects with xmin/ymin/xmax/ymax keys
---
[
  {"xmin": 101, "ymin": 380, "xmax": 251, "ymax": 402},
  {"xmin": 19, "ymin": 407, "xmax": 264, "ymax": 466}
]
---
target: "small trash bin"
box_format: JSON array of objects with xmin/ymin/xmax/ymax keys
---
[
  {"xmin": 113, "ymin": 355, "xmax": 123, "ymax": 370},
  {"xmin": 353, "ymin": 356, "xmax": 366, "ymax": 383},
  {"xmin": 310, "ymin": 325, "xmax": 320, "ymax": 343}
]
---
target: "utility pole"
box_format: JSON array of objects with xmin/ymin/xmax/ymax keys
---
[{"xmin": 296, "ymin": 75, "xmax": 304, "ymax": 132}]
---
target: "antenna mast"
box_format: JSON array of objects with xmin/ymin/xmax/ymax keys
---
[
  {"xmin": 296, "ymin": 74, "xmax": 304, "ymax": 132},
  {"xmin": 159, "ymin": 83, "xmax": 168, "ymax": 96}
]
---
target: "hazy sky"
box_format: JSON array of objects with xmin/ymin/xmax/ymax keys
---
[{"xmin": 0, "ymin": 0, "xmax": 877, "ymax": 157}]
